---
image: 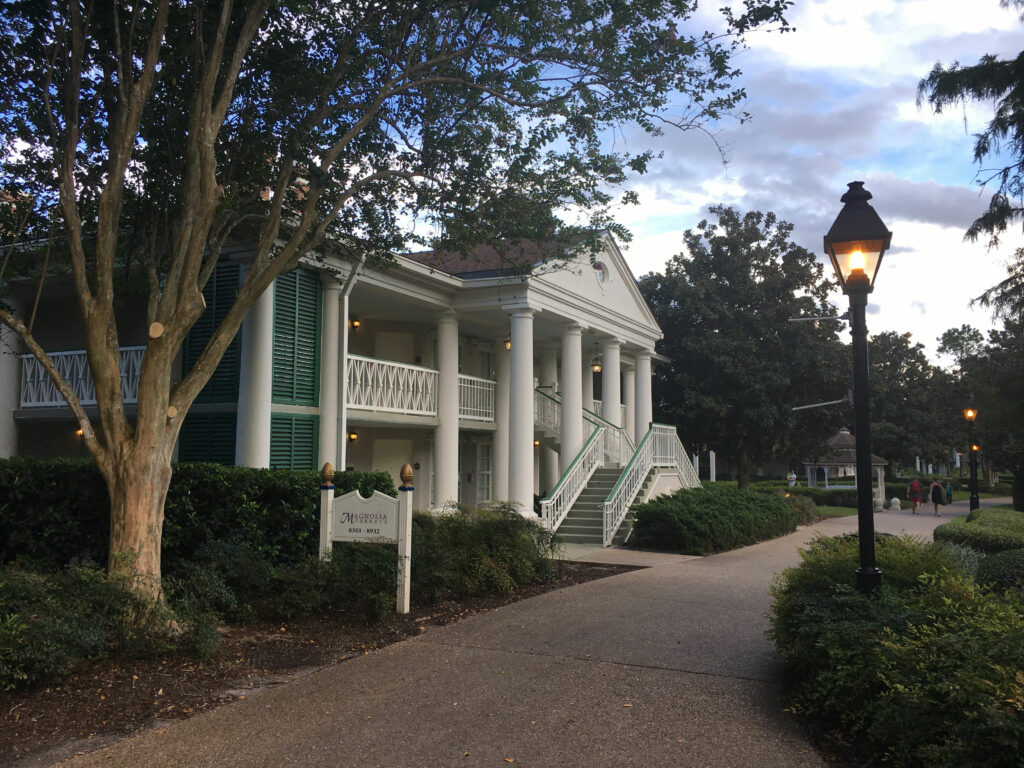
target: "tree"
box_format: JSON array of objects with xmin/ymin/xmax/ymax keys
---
[
  {"xmin": 918, "ymin": 0, "xmax": 1024, "ymax": 315},
  {"xmin": 937, "ymin": 324, "xmax": 985, "ymax": 376},
  {"xmin": 0, "ymin": 0, "xmax": 793, "ymax": 601},
  {"xmin": 638, "ymin": 206, "xmax": 845, "ymax": 488}
]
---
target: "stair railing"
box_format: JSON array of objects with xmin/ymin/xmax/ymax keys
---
[
  {"xmin": 534, "ymin": 388, "xmax": 561, "ymax": 435},
  {"xmin": 601, "ymin": 423, "xmax": 700, "ymax": 546},
  {"xmin": 538, "ymin": 426, "xmax": 604, "ymax": 531}
]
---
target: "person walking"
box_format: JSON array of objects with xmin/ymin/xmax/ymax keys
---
[
  {"xmin": 944, "ymin": 479, "xmax": 953, "ymax": 505},
  {"xmin": 929, "ymin": 478, "xmax": 945, "ymax": 517},
  {"xmin": 907, "ymin": 477, "xmax": 923, "ymax": 514}
]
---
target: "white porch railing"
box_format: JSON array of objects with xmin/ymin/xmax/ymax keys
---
[
  {"xmin": 20, "ymin": 346, "xmax": 146, "ymax": 408},
  {"xmin": 601, "ymin": 423, "xmax": 699, "ymax": 546},
  {"xmin": 458, "ymin": 374, "xmax": 495, "ymax": 421},
  {"xmin": 538, "ymin": 426, "xmax": 604, "ymax": 531},
  {"xmin": 591, "ymin": 399, "xmax": 627, "ymax": 427},
  {"xmin": 347, "ymin": 355, "xmax": 438, "ymax": 416},
  {"xmin": 535, "ymin": 389, "xmax": 560, "ymax": 434}
]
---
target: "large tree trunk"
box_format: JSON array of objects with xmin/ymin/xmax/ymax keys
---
[
  {"xmin": 99, "ymin": 439, "xmax": 175, "ymax": 602},
  {"xmin": 735, "ymin": 451, "xmax": 752, "ymax": 489}
]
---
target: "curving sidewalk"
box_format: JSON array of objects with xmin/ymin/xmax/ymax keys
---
[{"xmin": 50, "ymin": 498, "xmax": 1008, "ymax": 768}]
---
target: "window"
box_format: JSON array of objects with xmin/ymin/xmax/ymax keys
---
[
  {"xmin": 269, "ymin": 414, "xmax": 319, "ymax": 470},
  {"xmin": 272, "ymin": 270, "xmax": 321, "ymax": 405},
  {"xmin": 476, "ymin": 442, "xmax": 492, "ymax": 505}
]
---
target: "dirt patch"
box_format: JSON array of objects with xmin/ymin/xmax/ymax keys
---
[{"xmin": 0, "ymin": 561, "xmax": 637, "ymax": 767}]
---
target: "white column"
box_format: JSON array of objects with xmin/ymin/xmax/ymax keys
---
[
  {"xmin": 538, "ymin": 346, "xmax": 559, "ymax": 495},
  {"xmin": 0, "ymin": 316, "xmax": 22, "ymax": 458},
  {"xmin": 559, "ymin": 324, "xmax": 584, "ymax": 471},
  {"xmin": 623, "ymin": 364, "xmax": 636, "ymax": 444},
  {"xmin": 709, "ymin": 450, "xmax": 717, "ymax": 482},
  {"xmin": 508, "ymin": 309, "xmax": 536, "ymax": 516},
  {"xmin": 493, "ymin": 335, "xmax": 510, "ymax": 501},
  {"xmin": 337, "ymin": 292, "xmax": 351, "ymax": 470},
  {"xmin": 634, "ymin": 350, "xmax": 653, "ymax": 445},
  {"xmin": 236, "ymin": 279, "xmax": 275, "ymax": 467},
  {"xmin": 434, "ymin": 312, "xmax": 460, "ymax": 507},
  {"xmin": 582, "ymin": 356, "xmax": 594, "ymax": 413},
  {"xmin": 692, "ymin": 452, "xmax": 699, "ymax": 476},
  {"xmin": 491, "ymin": 335, "xmax": 512, "ymax": 499},
  {"xmin": 601, "ymin": 340, "xmax": 621, "ymax": 428},
  {"xmin": 318, "ymin": 277, "xmax": 342, "ymax": 471}
]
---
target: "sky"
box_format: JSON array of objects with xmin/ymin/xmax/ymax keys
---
[{"xmin": 614, "ymin": 0, "xmax": 1023, "ymax": 361}]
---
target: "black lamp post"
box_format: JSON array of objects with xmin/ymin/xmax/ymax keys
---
[
  {"xmin": 963, "ymin": 395, "xmax": 980, "ymax": 511},
  {"xmin": 824, "ymin": 181, "xmax": 892, "ymax": 594}
]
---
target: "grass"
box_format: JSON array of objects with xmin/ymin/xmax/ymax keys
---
[{"xmin": 815, "ymin": 505, "xmax": 856, "ymax": 518}]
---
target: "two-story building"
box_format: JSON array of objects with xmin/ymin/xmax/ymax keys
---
[{"xmin": 1, "ymin": 232, "xmax": 698, "ymax": 545}]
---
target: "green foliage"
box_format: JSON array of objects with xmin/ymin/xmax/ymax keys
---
[
  {"xmin": 934, "ymin": 507, "xmax": 1024, "ymax": 553},
  {"xmin": 631, "ymin": 485, "xmax": 798, "ymax": 554},
  {"xmin": 977, "ymin": 548, "xmax": 1024, "ymax": 592},
  {"xmin": 410, "ymin": 507, "xmax": 558, "ymax": 601},
  {"xmin": 0, "ymin": 457, "xmax": 394, "ymax": 568},
  {"xmin": 638, "ymin": 206, "xmax": 846, "ymax": 487},
  {"xmin": 769, "ymin": 534, "xmax": 1024, "ymax": 767},
  {"xmin": 787, "ymin": 485, "xmax": 859, "ymax": 509},
  {"xmin": 0, "ymin": 565, "xmax": 173, "ymax": 690},
  {"xmin": 945, "ymin": 543, "xmax": 984, "ymax": 576}
]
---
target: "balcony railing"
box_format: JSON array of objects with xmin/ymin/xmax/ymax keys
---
[
  {"xmin": 20, "ymin": 347, "xmax": 146, "ymax": 408},
  {"xmin": 347, "ymin": 355, "xmax": 496, "ymax": 421}
]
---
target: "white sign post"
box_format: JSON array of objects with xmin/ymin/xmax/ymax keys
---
[{"xmin": 319, "ymin": 462, "xmax": 414, "ymax": 615}]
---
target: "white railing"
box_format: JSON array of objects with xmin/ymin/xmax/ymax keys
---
[
  {"xmin": 20, "ymin": 346, "xmax": 146, "ymax": 408},
  {"xmin": 601, "ymin": 423, "xmax": 699, "ymax": 546},
  {"xmin": 459, "ymin": 374, "xmax": 495, "ymax": 421},
  {"xmin": 535, "ymin": 389, "xmax": 560, "ymax": 434},
  {"xmin": 539, "ymin": 426, "xmax": 604, "ymax": 531},
  {"xmin": 347, "ymin": 355, "xmax": 438, "ymax": 416}
]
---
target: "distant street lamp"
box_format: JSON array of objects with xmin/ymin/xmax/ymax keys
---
[
  {"xmin": 824, "ymin": 181, "xmax": 892, "ymax": 594},
  {"xmin": 963, "ymin": 394, "xmax": 980, "ymax": 511}
]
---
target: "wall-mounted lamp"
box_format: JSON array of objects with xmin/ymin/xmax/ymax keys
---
[
  {"xmin": 504, "ymin": 334, "xmax": 511, "ymax": 351},
  {"xmin": 348, "ymin": 430, "xmax": 359, "ymax": 442},
  {"xmin": 350, "ymin": 316, "xmax": 361, "ymax": 329},
  {"xmin": 533, "ymin": 440, "xmax": 540, "ymax": 446},
  {"xmin": 75, "ymin": 428, "xmax": 84, "ymax": 437}
]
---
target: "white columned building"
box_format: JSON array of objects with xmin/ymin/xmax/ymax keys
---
[
  {"xmin": 623, "ymin": 362, "xmax": 636, "ymax": 443},
  {"xmin": 318, "ymin": 277, "xmax": 342, "ymax": 471},
  {"xmin": 508, "ymin": 309, "xmax": 536, "ymax": 514},
  {"xmin": 435, "ymin": 311, "xmax": 460, "ymax": 506},
  {"xmin": 559, "ymin": 324, "xmax": 584, "ymax": 471},
  {"xmin": 492, "ymin": 334, "xmax": 511, "ymax": 501},
  {"xmin": 538, "ymin": 346, "xmax": 559, "ymax": 495},
  {"xmin": 634, "ymin": 350, "xmax": 653, "ymax": 445},
  {"xmin": 602, "ymin": 340, "xmax": 621, "ymax": 427},
  {"xmin": 236, "ymin": 279, "xmax": 275, "ymax": 467}
]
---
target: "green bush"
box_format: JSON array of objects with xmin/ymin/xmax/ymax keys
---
[
  {"xmin": 631, "ymin": 485, "xmax": 798, "ymax": 554},
  {"xmin": 0, "ymin": 457, "xmax": 394, "ymax": 569},
  {"xmin": 769, "ymin": 534, "xmax": 1024, "ymax": 767},
  {"xmin": 933, "ymin": 507, "xmax": 1024, "ymax": 554},
  {"xmin": 787, "ymin": 485, "xmax": 860, "ymax": 508},
  {"xmin": 976, "ymin": 548, "xmax": 1024, "ymax": 593},
  {"xmin": 0, "ymin": 565, "xmax": 173, "ymax": 690}
]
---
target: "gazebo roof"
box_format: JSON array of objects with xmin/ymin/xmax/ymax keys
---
[{"xmin": 803, "ymin": 428, "xmax": 887, "ymax": 468}]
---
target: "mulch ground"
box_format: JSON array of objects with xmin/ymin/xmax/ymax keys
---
[{"xmin": 0, "ymin": 561, "xmax": 637, "ymax": 767}]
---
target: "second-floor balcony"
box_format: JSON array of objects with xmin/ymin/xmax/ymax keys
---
[{"xmin": 19, "ymin": 349, "xmax": 496, "ymax": 424}]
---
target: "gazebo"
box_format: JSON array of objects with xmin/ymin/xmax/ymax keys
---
[{"xmin": 803, "ymin": 428, "xmax": 887, "ymax": 511}]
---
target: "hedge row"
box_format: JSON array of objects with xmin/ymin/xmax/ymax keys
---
[
  {"xmin": 0, "ymin": 457, "xmax": 394, "ymax": 569},
  {"xmin": 933, "ymin": 506, "xmax": 1024, "ymax": 554},
  {"xmin": 631, "ymin": 485, "xmax": 812, "ymax": 554},
  {"xmin": 769, "ymin": 534, "xmax": 1024, "ymax": 767}
]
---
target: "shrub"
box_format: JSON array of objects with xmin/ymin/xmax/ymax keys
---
[
  {"xmin": 0, "ymin": 457, "xmax": 394, "ymax": 569},
  {"xmin": 945, "ymin": 543, "xmax": 984, "ymax": 576},
  {"xmin": 787, "ymin": 485, "xmax": 860, "ymax": 509},
  {"xmin": 631, "ymin": 485, "xmax": 797, "ymax": 554},
  {"xmin": 976, "ymin": 548, "xmax": 1024, "ymax": 593},
  {"xmin": 933, "ymin": 507, "xmax": 1024, "ymax": 554},
  {"xmin": 0, "ymin": 565, "xmax": 173, "ymax": 690},
  {"xmin": 769, "ymin": 534, "xmax": 1024, "ymax": 768}
]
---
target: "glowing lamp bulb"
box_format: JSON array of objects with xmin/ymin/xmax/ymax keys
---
[{"xmin": 848, "ymin": 250, "xmax": 866, "ymax": 273}]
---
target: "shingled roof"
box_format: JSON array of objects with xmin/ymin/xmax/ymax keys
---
[{"xmin": 804, "ymin": 428, "xmax": 887, "ymax": 467}]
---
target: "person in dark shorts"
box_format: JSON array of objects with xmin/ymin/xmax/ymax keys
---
[
  {"xmin": 929, "ymin": 479, "xmax": 945, "ymax": 517},
  {"xmin": 907, "ymin": 477, "xmax": 923, "ymax": 514}
]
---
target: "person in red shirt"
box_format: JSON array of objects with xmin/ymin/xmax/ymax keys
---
[{"xmin": 906, "ymin": 477, "xmax": 923, "ymax": 515}]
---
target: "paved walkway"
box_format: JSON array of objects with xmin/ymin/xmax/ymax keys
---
[{"xmin": 54, "ymin": 498, "xmax": 1008, "ymax": 768}]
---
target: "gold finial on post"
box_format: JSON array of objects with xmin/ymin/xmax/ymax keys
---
[
  {"xmin": 320, "ymin": 462, "xmax": 335, "ymax": 489},
  {"xmin": 400, "ymin": 462, "xmax": 414, "ymax": 488}
]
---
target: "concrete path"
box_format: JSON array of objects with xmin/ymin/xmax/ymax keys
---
[{"xmin": 54, "ymin": 498, "xmax": 1008, "ymax": 768}]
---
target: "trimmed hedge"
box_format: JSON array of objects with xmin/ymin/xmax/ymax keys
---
[
  {"xmin": 769, "ymin": 534, "xmax": 1024, "ymax": 767},
  {"xmin": 631, "ymin": 485, "xmax": 802, "ymax": 554},
  {"xmin": 976, "ymin": 548, "xmax": 1024, "ymax": 593},
  {"xmin": 0, "ymin": 457, "xmax": 394, "ymax": 569},
  {"xmin": 933, "ymin": 506, "xmax": 1024, "ymax": 554}
]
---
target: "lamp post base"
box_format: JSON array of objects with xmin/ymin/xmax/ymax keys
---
[{"xmin": 856, "ymin": 566, "xmax": 883, "ymax": 594}]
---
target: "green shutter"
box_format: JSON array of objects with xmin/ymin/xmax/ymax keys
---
[
  {"xmin": 178, "ymin": 412, "xmax": 237, "ymax": 465},
  {"xmin": 272, "ymin": 270, "xmax": 321, "ymax": 405},
  {"xmin": 270, "ymin": 414, "xmax": 319, "ymax": 470},
  {"xmin": 183, "ymin": 263, "xmax": 241, "ymax": 404}
]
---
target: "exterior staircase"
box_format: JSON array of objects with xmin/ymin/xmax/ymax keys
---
[{"xmin": 555, "ymin": 467, "xmax": 622, "ymax": 545}]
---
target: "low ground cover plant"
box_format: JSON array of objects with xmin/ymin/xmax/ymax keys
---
[
  {"xmin": 769, "ymin": 534, "xmax": 1024, "ymax": 768},
  {"xmin": 933, "ymin": 505, "xmax": 1024, "ymax": 554},
  {"xmin": 630, "ymin": 485, "xmax": 810, "ymax": 554}
]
